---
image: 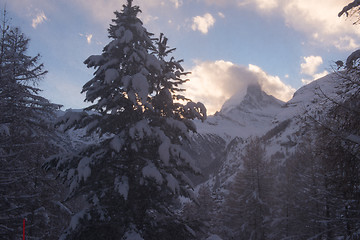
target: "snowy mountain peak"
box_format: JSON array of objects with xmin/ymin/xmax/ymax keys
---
[
  {"xmin": 195, "ymin": 83, "xmax": 284, "ymax": 141},
  {"xmin": 245, "ymin": 83, "xmax": 262, "ymax": 96},
  {"xmin": 220, "ymin": 83, "xmax": 284, "ymax": 115}
]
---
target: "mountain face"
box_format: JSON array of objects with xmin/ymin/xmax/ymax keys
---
[
  {"xmin": 58, "ymin": 73, "xmax": 344, "ymax": 188},
  {"xmin": 189, "ymin": 73, "xmax": 343, "ymax": 186},
  {"xmin": 193, "ymin": 83, "xmax": 284, "ymax": 142},
  {"xmin": 220, "ymin": 83, "xmax": 284, "ymax": 115},
  {"xmin": 187, "ymin": 83, "xmax": 284, "ymax": 184}
]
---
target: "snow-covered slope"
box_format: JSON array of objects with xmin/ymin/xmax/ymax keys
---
[
  {"xmin": 191, "ymin": 73, "xmax": 345, "ymax": 186},
  {"xmin": 263, "ymin": 73, "xmax": 343, "ymax": 159},
  {"xmin": 275, "ymin": 73, "xmax": 343, "ymax": 123},
  {"xmin": 188, "ymin": 83, "xmax": 285, "ymax": 183},
  {"xmin": 194, "ymin": 83, "xmax": 284, "ymax": 142}
]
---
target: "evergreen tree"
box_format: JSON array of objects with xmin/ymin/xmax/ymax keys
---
[
  {"xmin": 309, "ymin": 52, "xmax": 360, "ymax": 238},
  {"xmin": 182, "ymin": 185, "xmax": 216, "ymax": 239},
  {"xmin": 274, "ymin": 140, "xmax": 329, "ymax": 240},
  {"xmin": 222, "ymin": 138, "xmax": 273, "ymax": 240},
  {"xmin": 45, "ymin": 1, "xmax": 206, "ymax": 239},
  {"xmin": 277, "ymin": 129, "xmax": 360, "ymax": 239},
  {"xmin": 276, "ymin": 53, "xmax": 360, "ymax": 239},
  {"xmin": 314, "ymin": 133, "xmax": 360, "ymax": 239},
  {"xmin": 0, "ymin": 10, "xmax": 64, "ymax": 239},
  {"xmin": 221, "ymin": 171, "xmax": 246, "ymax": 239}
]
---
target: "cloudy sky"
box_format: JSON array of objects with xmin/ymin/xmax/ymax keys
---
[{"xmin": 3, "ymin": 0, "xmax": 359, "ymax": 114}]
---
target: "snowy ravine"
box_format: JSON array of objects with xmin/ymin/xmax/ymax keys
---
[{"xmin": 187, "ymin": 72, "xmax": 346, "ymax": 188}]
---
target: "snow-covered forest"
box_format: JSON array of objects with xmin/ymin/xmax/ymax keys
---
[{"xmin": 1, "ymin": 0, "xmax": 360, "ymax": 239}]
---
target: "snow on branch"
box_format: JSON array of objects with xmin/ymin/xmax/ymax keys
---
[
  {"xmin": 114, "ymin": 176, "xmax": 129, "ymax": 200},
  {"xmin": 184, "ymin": 101, "xmax": 207, "ymax": 121},
  {"xmin": 104, "ymin": 68, "xmax": 119, "ymax": 84},
  {"xmin": 166, "ymin": 174, "xmax": 179, "ymax": 194},
  {"xmin": 77, "ymin": 157, "xmax": 92, "ymax": 182},
  {"xmin": 56, "ymin": 110, "xmax": 88, "ymax": 131},
  {"xmin": 84, "ymin": 55, "xmax": 105, "ymax": 68},
  {"xmin": 338, "ymin": 0, "xmax": 360, "ymax": 17},
  {"xmin": 110, "ymin": 135, "xmax": 125, "ymax": 153},
  {"xmin": 53, "ymin": 201, "xmax": 73, "ymax": 215},
  {"xmin": 346, "ymin": 134, "xmax": 360, "ymax": 144},
  {"xmin": 346, "ymin": 49, "xmax": 360, "ymax": 68},
  {"xmin": 142, "ymin": 163, "xmax": 163, "ymax": 184},
  {"xmin": 0, "ymin": 124, "xmax": 10, "ymax": 136},
  {"xmin": 129, "ymin": 119, "xmax": 152, "ymax": 140},
  {"xmin": 131, "ymin": 73, "xmax": 149, "ymax": 105}
]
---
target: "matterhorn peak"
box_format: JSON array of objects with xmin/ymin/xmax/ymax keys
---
[
  {"xmin": 195, "ymin": 82, "xmax": 285, "ymax": 141},
  {"xmin": 220, "ymin": 83, "xmax": 283, "ymax": 115},
  {"xmin": 246, "ymin": 83, "xmax": 262, "ymax": 95}
]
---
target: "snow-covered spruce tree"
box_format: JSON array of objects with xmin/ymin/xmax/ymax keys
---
[
  {"xmin": 45, "ymin": 1, "xmax": 206, "ymax": 239},
  {"xmin": 273, "ymin": 140, "xmax": 328, "ymax": 239},
  {"xmin": 222, "ymin": 138, "xmax": 273, "ymax": 240},
  {"xmin": 0, "ymin": 12, "xmax": 64, "ymax": 239},
  {"xmin": 309, "ymin": 51, "xmax": 360, "ymax": 239},
  {"xmin": 277, "ymin": 51, "xmax": 360, "ymax": 239},
  {"xmin": 182, "ymin": 185, "xmax": 216, "ymax": 238}
]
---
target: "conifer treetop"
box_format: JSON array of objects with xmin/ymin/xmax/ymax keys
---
[
  {"xmin": 48, "ymin": 2, "xmax": 207, "ymax": 238},
  {"xmin": 80, "ymin": 0, "xmax": 205, "ymax": 137}
]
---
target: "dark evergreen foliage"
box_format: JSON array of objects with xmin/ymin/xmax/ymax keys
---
[
  {"xmin": 0, "ymin": 10, "xmax": 64, "ymax": 240},
  {"xmin": 222, "ymin": 138, "xmax": 274, "ymax": 240},
  {"xmin": 45, "ymin": 1, "xmax": 206, "ymax": 239}
]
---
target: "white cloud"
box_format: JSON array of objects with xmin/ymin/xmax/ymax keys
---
[
  {"xmin": 248, "ymin": 64, "xmax": 295, "ymax": 102},
  {"xmin": 191, "ymin": 13, "xmax": 216, "ymax": 34},
  {"xmin": 170, "ymin": 0, "xmax": 183, "ymax": 8},
  {"xmin": 203, "ymin": 0, "xmax": 277, "ymax": 10},
  {"xmin": 202, "ymin": 0, "xmax": 360, "ymax": 50},
  {"xmin": 186, "ymin": 60, "xmax": 295, "ymax": 114},
  {"xmin": 218, "ymin": 12, "xmax": 225, "ymax": 18},
  {"xmin": 313, "ymin": 70, "xmax": 329, "ymax": 80},
  {"xmin": 334, "ymin": 36, "xmax": 360, "ymax": 51},
  {"xmin": 278, "ymin": 0, "xmax": 360, "ymax": 50},
  {"xmin": 141, "ymin": 15, "xmax": 159, "ymax": 24},
  {"xmin": 301, "ymin": 70, "xmax": 329, "ymax": 85},
  {"xmin": 300, "ymin": 55, "xmax": 329, "ymax": 85},
  {"xmin": 86, "ymin": 34, "xmax": 93, "ymax": 44},
  {"xmin": 254, "ymin": 0, "xmax": 278, "ymax": 11},
  {"xmin": 280, "ymin": 0, "xmax": 360, "ymax": 50},
  {"xmin": 12, "ymin": 0, "xmax": 360, "ymax": 51},
  {"xmin": 301, "ymin": 78, "xmax": 313, "ymax": 85},
  {"xmin": 32, "ymin": 11, "xmax": 47, "ymax": 29},
  {"xmin": 79, "ymin": 33, "xmax": 93, "ymax": 44},
  {"xmin": 300, "ymin": 56, "xmax": 323, "ymax": 75}
]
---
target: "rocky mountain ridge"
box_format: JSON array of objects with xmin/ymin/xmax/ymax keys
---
[{"xmin": 189, "ymin": 72, "xmax": 345, "ymax": 187}]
